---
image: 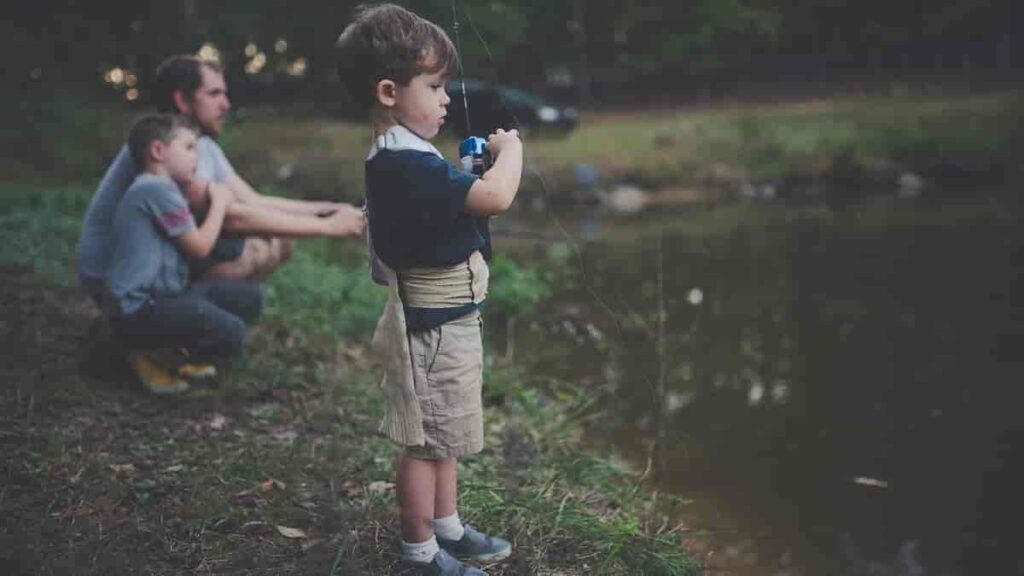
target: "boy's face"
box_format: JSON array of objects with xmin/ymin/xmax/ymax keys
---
[
  {"xmin": 162, "ymin": 128, "xmax": 199, "ymax": 185},
  {"xmin": 392, "ymin": 66, "xmax": 450, "ymax": 140}
]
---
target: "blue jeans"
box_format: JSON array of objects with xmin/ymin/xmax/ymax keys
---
[{"xmin": 108, "ymin": 279, "xmax": 262, "ymax": 361}]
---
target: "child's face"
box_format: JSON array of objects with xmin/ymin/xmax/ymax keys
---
[
  {"xmin": 393, "ymin": 67, "xmax": 450, "ymax": 140},
  {"xmin": 163, "ymin": 128, "xmax": 199, "ymax": 185}
]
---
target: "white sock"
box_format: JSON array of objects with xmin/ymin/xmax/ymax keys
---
[
  {"xmin": 433, "ymin": 512, "xmax": 465, "ymax": 541},
  {"xmin": 402, "ymin": 535, "xmax": 440, "ymax": 564}
]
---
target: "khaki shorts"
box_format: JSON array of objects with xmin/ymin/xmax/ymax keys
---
[{"xmin": 405, "ymin": 310, "xmax": 484, "ymax": 459}]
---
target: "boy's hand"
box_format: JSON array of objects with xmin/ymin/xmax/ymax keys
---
[
  {"xmin": 321, "ymin": 203, "xmax": 366, "ymax": 237},
  {"xmin": 485, "ymin": 128, "xmax": 522, "ymax": 159},
  {"xmin": 208, "ymin": 182, "xmax": 234, "ymax": 210},
  {"xmin": 183, "ymin": 179, "xmax": 211, "ymax": 212}
]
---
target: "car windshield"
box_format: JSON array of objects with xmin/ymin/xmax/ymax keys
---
[
  {"xmin": 447, "ymin": 81, "xmax": 548, "ymax": 108},
  {"xmin": 498, "ymin": 87, "xmax": 545, "ymax": 108}
]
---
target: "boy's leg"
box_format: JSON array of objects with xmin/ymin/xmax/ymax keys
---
[
  {"xmin": 187, "ymin": 278, "xmax": 263, "ymax": 325},
  {"xmin": 434, "ymin": 457, "xmax": 458, "ymax": 520},
  {"xmin": 398, "ymin": 453, "xmax": 488, "ymax": 575},
  {"xmin": 109, "ymin": 292, "xmax": 248, "ymax": 361},
  {"xmin": 398, "ymin": 452, "xmax": 438, "ymax": 544},
  {"xmin": 432, "ymin": 457, "xmax": 467, "ymax": 541}
]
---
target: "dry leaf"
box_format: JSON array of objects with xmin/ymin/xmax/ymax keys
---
[
  {"xmin": 109, "ymin": 463, "xmax": 136, "ymax": 475},
  {"xmin": 270, "ymin": 428, "xmax": 299, "ymax": 444},
  {"xmin": 339, "ymin": 480, "xmax": 361, "ymax": 498},
  {"xmin": 301, "ymin": 537, "xmax": 326, "ymax": 552},
  {"xmin": 276, "ymin": 525, "xmax": 307, "ymax": 539},
  {"xmin": 367, "ymin": 481, "xmax": 395, "ymax": 494},
  {"xmin": 207, "ymin": 413, "xmax": 228, "ymax": 430},
  {"xmin": 261, "ymin": 478, "xmax": 287, "ymax": 492}
]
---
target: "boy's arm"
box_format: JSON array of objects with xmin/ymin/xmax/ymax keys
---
[
  {"xmin": 464, "ymin": 129, "xmax": 523, "ymax": 216},
  {"xmin": 176, "ymin": 185, "xmax": 232, "ymax": 260},
  {"xmin": 222, "ymin": 201, "xmax": 365, "ymax": 237},
  {"xmin": 223, "ymin": 173, "xmax": 339, "ymax": 216}
]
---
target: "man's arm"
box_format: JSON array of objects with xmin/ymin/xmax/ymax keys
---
[
  {"xmin": 224, "ymin": 173, "xmax": 339, "ymax": 216},
  {"xmin": 176, "ymin": 185, "xmax": 232, "ymax": 259},
  {"xmin": 222, "ymin": 201, "xmax": 365, "ymax": 237}
]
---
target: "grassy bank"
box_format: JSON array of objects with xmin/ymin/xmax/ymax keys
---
[
  {"xmin": 217, "ymin": 90, "xmax": 1024, "ymax": 203},
  {"xmin": 0, "ymin": 185, "xmax": 699, "ymax": 575},
  {"xmin": 5, "ymin": 91, "xmax": 1020, "ymax": 204}
]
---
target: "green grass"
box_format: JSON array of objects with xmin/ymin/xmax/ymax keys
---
[{"xmin": 523, "ymin": 91, "xmax": 1022, "ymax": 189}]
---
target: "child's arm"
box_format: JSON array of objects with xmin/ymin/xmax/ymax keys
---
[
  {"xmin": 175, "ymin": 183, "xmax": 233, "ymax": 259},
  {"xmin": 464, "ymin": 129, "xmax": 523, "ymax": 216}
]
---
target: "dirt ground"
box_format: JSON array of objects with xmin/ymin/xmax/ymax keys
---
[{"xmin": 0, "ymin": 268, "xmax": 564, "ymax": 575}]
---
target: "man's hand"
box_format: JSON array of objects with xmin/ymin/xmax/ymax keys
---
[
  {"xmin": 320, "ymin": 203, "xmax": 366, "ymax": 237},
  {"xmin": 313, "ymin": 201, "xmax": 350, "ymax": 217},
  {"xmin": 485, "ymin": 128, "xmax": 521, "ymax": 159}
]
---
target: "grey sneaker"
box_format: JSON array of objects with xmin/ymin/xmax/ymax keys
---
[
  {"xmin": 407, "ymin": 549, "xmax": 487, "ymax": 575},
  {"xmin": 437, "ymin": 524, "xmax": 512, "ymax": 563}
]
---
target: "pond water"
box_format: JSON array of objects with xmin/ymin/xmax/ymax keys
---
[{"xmin": 493, "ymin": 200, "xmax": 1024, "ymax": 575}]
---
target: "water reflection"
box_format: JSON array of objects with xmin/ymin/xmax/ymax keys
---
[{"xmin": 500, "ymin": 204, "xmax": 1024, "ymax": 575}]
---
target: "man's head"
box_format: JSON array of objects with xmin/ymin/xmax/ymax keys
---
[
  {"xmin": 335, "ymin": 3, "xmax": 458, "ymax": 138},
  {"xmin": 154, "ymin": 55, "xmax": 231, "ymax": 136},
  {"xmin": 128, "ymin": 114, "xmax": 199, "ymax": 184}
]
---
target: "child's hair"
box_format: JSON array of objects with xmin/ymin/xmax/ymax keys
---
[
  {"xmin": 127, "ymin": 114, "xmax": 198, "ymax": 168},
  {"xmin": 153, "ymin": 55, "xmax": 223, "ymax": 114},
  {"xmin": 335, "ymin": 3, "xmax": 458, "ymax": 112}
]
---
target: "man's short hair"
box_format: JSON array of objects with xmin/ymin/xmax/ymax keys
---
[
  {"xmin": 335, "ymin": 3, "xmax": 458, "ymax": 112},
  {"xmin": 153, "ymin": 55, "xmax": 223, "ymax": 113},
  {"xmin": 127, "ymin": 114, "xmax": 198, "ymax": 168}
]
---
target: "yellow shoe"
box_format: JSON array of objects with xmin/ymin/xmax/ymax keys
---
[
  {"xmin": 130, "ymin": 351, "xmax": 190, "ymax": 395},
  {"xmin": 177, "ymin": 363, "xmax": 217, "ymax": 380}
]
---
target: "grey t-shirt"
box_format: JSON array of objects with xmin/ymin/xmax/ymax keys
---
[
  {"xmin": 103, "ymin": 173, "xmax": 197, "ymax": 315},
  {"xmin": 76, "ymin": 136, "xmax": 235, "ymax": 286}
]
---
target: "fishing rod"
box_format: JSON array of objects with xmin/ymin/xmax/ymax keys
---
[
  {"xmin": 449, "ymin": 0, "xmax": 692, "ymax": 481},
  {"xmin": 448, "ymin": 0, "xmax": 627, "ymax": 340}
]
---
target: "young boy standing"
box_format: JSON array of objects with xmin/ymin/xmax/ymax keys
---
[
  {"xmin": 102, "ymin": 114, "xmax": 262, "ymax": 394},
  {"xmin": 336, "ymin": 4, "xmax": 522, "ymax": 575}
]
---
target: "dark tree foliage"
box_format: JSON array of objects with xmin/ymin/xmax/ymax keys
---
[{"xmin": 2, "ymin": 0, "xmax": 1021, "ymax": 105}]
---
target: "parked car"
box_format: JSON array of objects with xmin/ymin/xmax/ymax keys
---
[{"xmin": 444, "ymin": 79, "xmax": 578, "ymax": 138}]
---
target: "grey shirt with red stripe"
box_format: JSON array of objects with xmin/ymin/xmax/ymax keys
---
[
  {"xmin": 103, "ymin": 173, "xmax": 196, "ymax": 315},
  {"xmin": 77, "ymin": 136, "xmax": 235, "ymax": 287}
]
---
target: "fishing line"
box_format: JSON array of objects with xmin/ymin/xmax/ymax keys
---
[
  {"xmin": 450, "ymin": 1, "xmax": 679, "ymax": 480},
  {"xmin": 448, "ymin": 0, "xmax": 630, "ymax": 342},
  {"xmin": 449, "ymin": 1, "xmax": 473, "ymax": 137}
]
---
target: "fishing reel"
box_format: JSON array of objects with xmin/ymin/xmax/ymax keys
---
[{"xmin": 459, "ymin": 136, "xmax": 492, "ymax": 176}]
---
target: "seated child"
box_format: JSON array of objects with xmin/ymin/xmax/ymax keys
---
[
  {"xmin": 102, "ymin": 114, "xmax": 262, "ymax": 394},
  {"xmin": 336, "ymin": 4, "xmax": 524, "ymax": 575}
]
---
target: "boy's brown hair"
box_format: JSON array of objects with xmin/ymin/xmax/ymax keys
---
[
  {"xmin": 127, "ymin": 114, "xmax": 198, "ymax": 168},
  {"xmin": 153, "ymin": 55, "xmax": 223, "ymax": 114},
  {"xmin": 335, "ymin": 3, "xmax": 458, "ymax": 112}
]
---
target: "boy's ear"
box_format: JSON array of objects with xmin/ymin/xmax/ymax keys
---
[
  {"xmin": 172, "ymin": 89, "xmax": 191, "ymax": 115},
  {"xmin": 374, "ymin": 79, "xmax": 397, "ymax": 108},
  {"xmin": 149, "ymin": 139, "xmax": 167, "ymax": 164}
]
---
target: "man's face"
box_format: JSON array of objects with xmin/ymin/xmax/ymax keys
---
[
  {"xmin": 182, "ymin": 66, "xmax": 231, "ymax": 136},
  {"xmin": 163, "ymin": 128, "xmax": 199, "ymax": 185},
  {"xmin": 393, "ymin": 66, "xmax": 450, "ymax": 140}
]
